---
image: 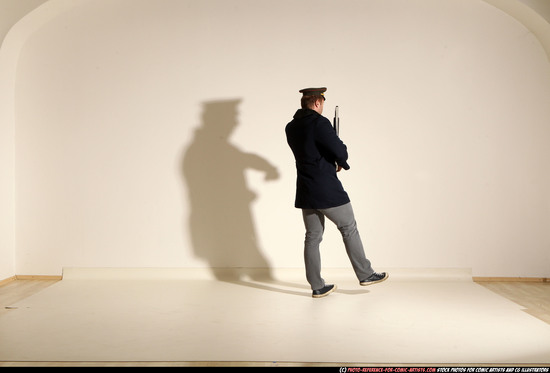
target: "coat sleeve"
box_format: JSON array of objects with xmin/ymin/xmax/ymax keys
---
[{"xmin": 315, "ymin": 117, "xmax": 351, "ymax": 170}]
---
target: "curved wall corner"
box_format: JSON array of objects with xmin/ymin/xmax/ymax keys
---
[
  {"xmin": 484, "ymin": 0, "xmax": 550, "ymax": 61},
  {"xmin": 0, "ymin": 0, "xmax": 81, "ymax": 279}
]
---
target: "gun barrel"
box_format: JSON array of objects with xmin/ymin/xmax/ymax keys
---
[{"xmin": 333, "ymin": 106, "xmax": 339, "ymax": 136}]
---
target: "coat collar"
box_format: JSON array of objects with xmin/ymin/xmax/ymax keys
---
[{"xmin": 293, "ymin": 108, "xmax": 319, "ymax": 120}]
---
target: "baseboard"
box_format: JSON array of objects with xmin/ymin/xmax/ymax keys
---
[
  {"xmin": 1, "ymin": 275, "xmax": 63, "ymax": 285},
  {"xmin": 60, "ymin": 267, "xmax": 474, "ymax": 282},
  {"xmin": 0, "ymin": 276, "xmax": 17, "ymax": 286},
  {"xmin": 15, "ymin": 275, "xmax": 63, "ymax": 281},
  {"xmin": 473, "ymin": 276, "xmax": 549, "ymax": 283}
]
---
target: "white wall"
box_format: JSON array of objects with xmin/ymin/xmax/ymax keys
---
[
  {"xmin": 0, "ymin": 0, "xmax": 49, "ymax": 280},
  {"xmin": 3, "ymin": 0, "xmax": 550, "ymax": 278},
  {"xmin": 0, "ymin": 42, "xmax": 15, "ymax": 280}
]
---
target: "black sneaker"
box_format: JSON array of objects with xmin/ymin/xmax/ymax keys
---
[
  {"xmin": 312, "ymin": 284, "xmax": 336, "ymax": 298},
  {"xmin": 360, "ymin": 272, "xmax": 389, "ymax": 286}
]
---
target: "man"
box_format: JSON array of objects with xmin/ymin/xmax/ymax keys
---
[{"xmin": 285, "ymin": 87, "xmax": 388, "ymax": 298}]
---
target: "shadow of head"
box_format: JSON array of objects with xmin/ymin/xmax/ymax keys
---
[{"xmin": 200, "ymin": 99, "xmax": 241, "ymax": 140}]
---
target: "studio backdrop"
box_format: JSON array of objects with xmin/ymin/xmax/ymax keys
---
[{"xmin": 1, "ymin": 0, "xmax": 549, "ymax": 278}]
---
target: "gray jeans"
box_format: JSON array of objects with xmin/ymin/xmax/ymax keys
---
[{"xmin": 302, "ymin": 202, "xmax": 374, "ymax": 290}]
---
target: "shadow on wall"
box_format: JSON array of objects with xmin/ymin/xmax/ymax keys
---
[{"xmin": 182, "ymin": 99, "xmax": 279, "ymax": 282}]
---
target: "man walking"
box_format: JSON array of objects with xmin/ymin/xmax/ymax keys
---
[{"xmin": 285, "ymin": 87, "xmax": 388, "ymax": 298}]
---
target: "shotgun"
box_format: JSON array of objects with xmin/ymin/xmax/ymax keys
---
[{"xmin": 333, "ymin": 106, "xmax": 339, "ymax": 136}]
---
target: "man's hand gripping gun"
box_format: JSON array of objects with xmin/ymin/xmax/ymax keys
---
[{"xmin": 332, "ymin": 106, "xmax": 350, "ymax": 171}]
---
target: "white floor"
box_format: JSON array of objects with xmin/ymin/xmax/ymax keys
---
[{"xmin": 1, "ymin": 268, "xmax": 550, "ymax": 365}]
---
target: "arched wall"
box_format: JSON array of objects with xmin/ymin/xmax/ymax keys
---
[{"xmin": 1, "ymin": 0, "xmax": 549, "ymax": 278}]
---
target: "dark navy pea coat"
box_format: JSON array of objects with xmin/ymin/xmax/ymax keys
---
[{"xmin": 285, "ymin": 108, "xmax": 351, "ymax": 209}]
